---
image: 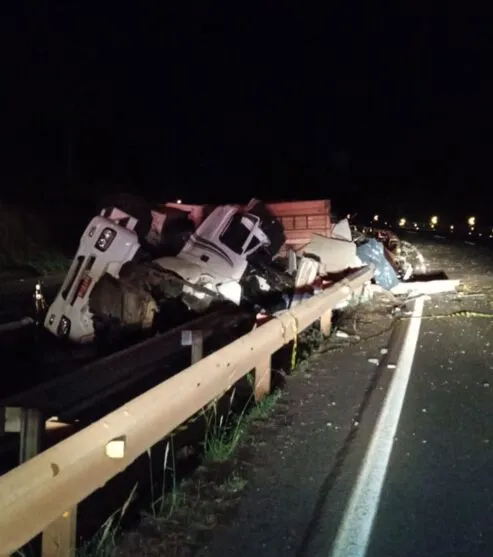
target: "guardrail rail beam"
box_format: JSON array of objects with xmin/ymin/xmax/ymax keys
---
[{"xmin": 0, "ymin": 266, "xmax": 374, "ymax": 556}]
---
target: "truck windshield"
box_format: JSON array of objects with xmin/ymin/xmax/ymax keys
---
[{"xmin": 219, "ymin": 214, "xmax": 250, "ymax": 254}]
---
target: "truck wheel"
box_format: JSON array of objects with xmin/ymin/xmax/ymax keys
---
[{"xmin": 97, "ymin": 193, "xmax": 153, "ymax": 241}]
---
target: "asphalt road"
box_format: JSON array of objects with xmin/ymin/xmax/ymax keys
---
[
  {"xmin": 363, "ymin": 238, "xmax": 493, "ymax": 557},
  {"xmin": 317, "ymin": 235, "xmax": 493, "ymax": 557},
  {"xmin": 365, "ymin": 310, "xmax": 493, "ymax": 556},
  {"xmin": 185, "ymin": 235, "xmax": 493, "ymax": 557}
]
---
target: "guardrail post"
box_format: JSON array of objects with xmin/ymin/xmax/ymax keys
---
[
  {"xmin": 254, "ymin": 357, "xmax": 271, "ymax": 401},
  {"xmin": 16, "ymin": 409, "xmax": 44, "ymax": 556},
  {"xmin": 41, "ymin": 421, "xmax": 78, "ymax": 557},
  {"xmin": 41, "ymin": 508, "xmax": 77, "ymax": 557},
  {"xmin": 182, "ymin": 330, "xmax": 203, "ymax": 365},
  {"xmin": 319, "ymin": 309, "xmax": 333, "ymax": 337},
  {"xmin": 18, "ymin": 410, "xmax": 78, "ymax": 557},
  {"xmin": 191, "ymin": 330, "xmax": 203, "ymax": 364},
  {"xmin": 19, "ymin": 408, "xmax": 43, "ymax": 463},
  {"xmin": 41, "ymin": 423, "xmax": 78, "ymax": 557}
]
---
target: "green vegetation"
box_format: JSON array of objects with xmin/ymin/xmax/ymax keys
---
[
  {"xmin": 22, "ymin": 250, "xmax": 70, "ymax": 275},
  {"xmin": 202, "ymin": 388, "xmax": 248, "ymax": 462},
  {"xmin": 219, "ymin": 470, "xmax": 248, "ymax": 493},
  {"xmin": 202, "ymin": 385, "xmax": 282, "ymax": 463},
  {"xmin": 290, "ymin": 323, "xmax": 325, "ymax": 374},
  {"xmin": 0, "ymin": 204, "xmax": 70, "ymax": 279},
  {"xmin": 148, "ymin": 440, "xmax": 183, "ymax": 520},
  {"xmin": 77, "ymin": 484, "xmax": 138, "ymax": 557}
]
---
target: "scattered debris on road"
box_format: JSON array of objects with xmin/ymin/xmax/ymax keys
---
[{"xmin": 391, "ymin": 279, "xmax": 461, "ymax": 296}]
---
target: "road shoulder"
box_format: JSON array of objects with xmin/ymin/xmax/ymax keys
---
[{"xmin": 116, "ymin": 293, "xmax": 398, "ymax": 557}]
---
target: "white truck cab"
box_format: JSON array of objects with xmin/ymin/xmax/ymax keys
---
[
  {"xmin": 44, "ymin": 200, "xmax": 276, "ymax": 343},
  {"xmin": 44, "ymin": 209, "xmax": 141, "ymax": 342}
]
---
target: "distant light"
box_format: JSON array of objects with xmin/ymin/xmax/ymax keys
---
[
  {"xmin": 450, "ymin": 225, "xmax": 454, "ymax": 231},
  {"xmin": 471, "ymin": 226, "xmax": 475, "ymax": 231},
  {"xmin": 176, "ymin": 199, "xmax": 182, "ymax": 204},
  {"xmin": 398, "ymin": 218, "xmax": 406, "ymax": 227},
  {"xmin": 413, "ymin": 222, "xmax": 418, "ymax": 228},
  {"xmin": 468, "ymin": 216, "xmax": 476, "ymax": 226},
  {"xmin": 479, "ymin": 233, "xmax": 483, "ymax": 237},
  {"xmin": 430, "ymin": 215, "xmax": 439, "ymax": 226},
  {"xmin": 373, "ymin": 214, "xmax": 379, "ymax": 222}
]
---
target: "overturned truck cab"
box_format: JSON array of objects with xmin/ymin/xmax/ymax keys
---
[{"xmin": 44, "ymin": 198, "xmax": 287, "ymax": 343}]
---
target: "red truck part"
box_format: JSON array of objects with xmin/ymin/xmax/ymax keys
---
[
  {"xmin": 162, "ymin": 199, "xmax": 332, "ymax": 255},
  {"xmin": 266, "ymin": 199, "xmax": 331, "ymax": 254}
]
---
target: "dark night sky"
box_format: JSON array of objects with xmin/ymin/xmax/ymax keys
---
[{"xmin": 1, "ymin": 4, "xmax": 492, "ymax": 220}]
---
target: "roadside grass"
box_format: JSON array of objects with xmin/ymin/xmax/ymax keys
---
[
  {"xmin": 290, "ymin": 323, "xmax": 325, "ymax": 374},
  {"xmin": 147, "ymin": 439, "xmax": 185, "ymax": 521},
  {"xmin": 202, "ymin": 384, "xmax": 283, "ymax": 463},
  {"xmin": 23, "ymin": 250, "xmax": 71, "ymax": 275},
  {"xmin": 0, "ymin": 205, "xmax": 71, "ymax": 279},
  {"xmin": 0, "ymin": 249, "xmax": 70, "ymax": 279},
  {"xmin": 77, "ymin": 484, "xmax": 138, "ymax": 557}
]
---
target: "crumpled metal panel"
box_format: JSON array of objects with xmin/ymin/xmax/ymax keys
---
[
  {"xmin": 304, "ymin": 233, "xmax": 360, "ymax": 273},
  {"xmin": 356, "ymin": 238, "xmax": 399, "ymax": 290},
  {"xmin": 331, "ymin": 218, "xmax": 353, "ymax": 242}
]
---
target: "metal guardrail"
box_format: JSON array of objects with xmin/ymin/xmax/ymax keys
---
[
  {"xmin": 0, "ymin": 316, "xmax": 35, "ymax": 333},
  {"xmin": 0, "ymin": 266, "xmax": 374, "ymax": 557},
  {"xmin": 0, "ymin": 306, "xmax": 249, "ymax": 419}
]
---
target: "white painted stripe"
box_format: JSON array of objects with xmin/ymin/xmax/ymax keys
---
[{"xmin": 328, "ymin": 296, "xmax": 424, "ymax": 557}]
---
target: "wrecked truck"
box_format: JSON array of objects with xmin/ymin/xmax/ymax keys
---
[{"xmin": 44, "ymin": 197, "xmax": 298, "ymax": 343}]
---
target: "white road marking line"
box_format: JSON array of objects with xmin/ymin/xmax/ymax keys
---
[{"xmin": 328, "ymin": 297, "xmax": 425, "ymax": 557}]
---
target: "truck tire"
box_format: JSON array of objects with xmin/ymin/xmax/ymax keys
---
[{"xmin": 97, "ymin": 193, "xmax": 152, "ymax": 241}]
